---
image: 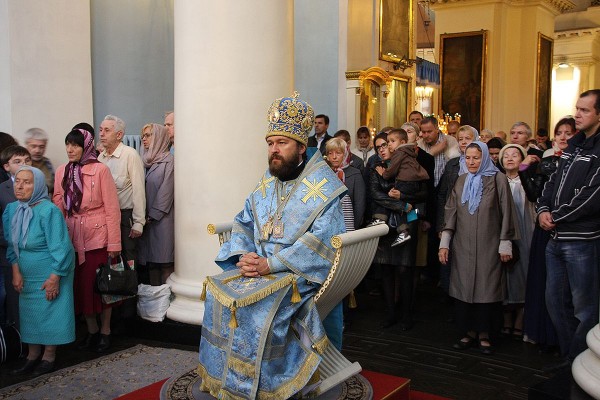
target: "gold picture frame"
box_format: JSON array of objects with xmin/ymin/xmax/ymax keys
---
[
  {"xmin": 379, "ymin": 0, "xmax": 413, "ymax": 63},
  {"xmin": 536, "ymin": 33, "xmax": 553, "ymax": 133},
  {"xmin": 439, "ymin": 31, "xmax": 488, "ymax": 131}
]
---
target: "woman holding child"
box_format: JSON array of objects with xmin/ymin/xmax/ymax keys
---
[{"xmin": 369, "ymin": 131, "xmax": 427, "ymax": 330}]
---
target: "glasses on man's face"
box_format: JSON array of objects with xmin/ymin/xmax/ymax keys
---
[
  {"xmin": 375, "ymin": 142, "xmax": 388, "ymax": 152},
  {"xmin": 141, "ymin": 133, "xmax": 152, "ymax": 139},
  {"xmin": 10, "ymin": 159, "xmax": 29, "ymax": 165}
]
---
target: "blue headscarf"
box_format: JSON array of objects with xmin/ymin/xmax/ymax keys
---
[
  {"xmin": 10, "ymin": 166, "xmax": 50, "ymax": 258},
  {"xmin": 457, "ymin": 125, "xmax": 480, "ymax": 176},
  {"xmin": 460, "ymin": 141, "xmax": 499, "ymax": 214}
]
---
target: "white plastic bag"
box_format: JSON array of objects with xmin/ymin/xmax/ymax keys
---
[{"xmin": 137, "ymin": 284, "xmax": 171, "ymax": 322}]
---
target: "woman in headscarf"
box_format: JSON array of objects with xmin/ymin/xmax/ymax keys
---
[
  {"xmin": 325, "ymin": 137, "xmax": 366, "ymax": 230},
  {"xmin": 436, "ymin": 125, "xmax": 479, "ymax": 303},
  {"xmin": 53, "ymin": 129, "xmax": 121, "ymax": 353},
  {"xmin": 324, "ymin": 137, "xmax": 366, "ymax": 343},
  {"xmin": 519, "ymin": 117, "xmax": 575, "ymax": 350},
  {"xmin": 439, "ymin": 141, "xmax": 517, "ymax": 354},
  {"xmin": 4, "ymin": 166, "xmax": 75, "ymax": 376},
  {"xmin": 498, "ymin": 144, "xmax": 536, "ymax": 340},
  {"xmin": 138, "ymin": 123, "xmax": 174, "ymax": 285}
]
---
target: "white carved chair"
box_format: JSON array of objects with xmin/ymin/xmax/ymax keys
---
[{"xmin": 207, "ymin": 222, "xmax": 389, "ymax": 395}]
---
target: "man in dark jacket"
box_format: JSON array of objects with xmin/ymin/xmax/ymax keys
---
[
  {"xmin": 537, "ymin": 89, "xmax": 600, "ymax": 369},
  {"xmin": 307, "ymin": 114, "xmax": 332, "ymax": 154}
]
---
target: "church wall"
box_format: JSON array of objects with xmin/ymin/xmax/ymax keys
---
[
  {"xmin": 0, "ymin": 0, "xmax": 94, "ymax": 168},
  {"xmin": 347, "ymin": 0, "xmax": 378, "ymax": 71},
  {"xmin": 0, "ymin": 0, "xmax": 12, "ymax": 134},
  {"xmin": 90, "ymin": 0, "xmax": 174, "ymax": 138},
  {"xmin": 433, "ymin": 1, "xmax": 557, "ymax": 134}
]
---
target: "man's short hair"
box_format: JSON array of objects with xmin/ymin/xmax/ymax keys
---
[
  {"xmin": 315, "ymin": 114, "xmax": 329, "ymax": 125},
  {"xmin": 388, "ymin": 128, "xmax": 408, "ymax": 142},
  {"xmin": 580, "ymin": 89, "xmax": 600, "ymax": 114},
  {"xmin": 421, "ymin": 116, "xmax": 438, "ymax": 128},
  {"xmin": 409, "ymin": 110, "xmax": 424, "ymax": 119},
  {"xmin": 104, "ymin": 114, "xmax": 126, "ymax": 134},
  {"xmin": 511, "ymin": 122, "xmax": 532, "ymax": 138},
  {"xmin": 537, "ymin": 128, "xmax": 548, "ymax": 137},
  {"xmin": 486, "ymin": 137, "xmax": 505, "ymax": 150},
  {"xmin": 1, "ymin": 145, "xmax": 30, "ymax": 165},
  {"xmin": 24, "ymin": 128, "xmax": 48, "ymax": 143},
  {"xmin": 164, "ymin": 110, "xmax": 174, "ymax": 117},
  {"xmin": 333, "ymin": 130, "xmax": 351, "ymax": 142},
  {"xmin": 379, "ymin": 126, "xmax": 394, "ymax": 134}
]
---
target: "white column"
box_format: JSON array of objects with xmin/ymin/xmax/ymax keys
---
[
  {"xmin": 167, "ymin": 0, "xmax": 294, "ymax": 325},
  {"xmin": 346, "ymin": 79, "xmax": 360, "ymax": 149},
  {"xmin": 573, "ymin": 325, "xmax": 600, "ymax": 397}
]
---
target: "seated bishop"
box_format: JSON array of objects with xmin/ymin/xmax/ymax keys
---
[{"xmin": 198, "ymin": 93, "xmax": 347, "ymax": 399}]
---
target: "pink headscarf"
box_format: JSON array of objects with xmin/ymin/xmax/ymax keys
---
[
  {"xmin": 142, "ymin": 124, "xmax": 171, "ymax": 168},
  {"xmin": 62, "ymin": 129, "xmax": 98, "ymax": 216}
]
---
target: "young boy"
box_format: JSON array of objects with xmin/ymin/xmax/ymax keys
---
[
  {"xmin": 372, "ymin": 129, "xmax": 429, "ymax": 247},
  {"xmin": 0, "ymin": 145, "xmax": 32, "ymax": 327}
]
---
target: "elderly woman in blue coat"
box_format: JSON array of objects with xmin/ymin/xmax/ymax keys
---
[{"xmin": 4, "ymin": 166, "xmax": 75, "ymax": 376}]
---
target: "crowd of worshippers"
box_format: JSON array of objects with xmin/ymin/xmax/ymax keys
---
[
  {"xmin": 0, "ymin": 112, "xmax": 175, "ymax": 376},
  {"xmin": 312, "ymin": 89, "xmax": 600, "ymax": 369}
]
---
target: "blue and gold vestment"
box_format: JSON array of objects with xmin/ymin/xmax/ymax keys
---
[{"xmin": 198, "ymin": 152, "xmax": 347, "ymax": 399}]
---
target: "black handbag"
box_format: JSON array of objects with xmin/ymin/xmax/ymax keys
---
[{"xmin": 95, "ymin": 256, "xmax": 138, "ymax": 296}]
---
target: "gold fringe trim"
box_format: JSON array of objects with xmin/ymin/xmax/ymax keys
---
[
  {"xmin": 200, "ymin": 280, "xmax": 207, "ymax": 301},
  {"xmin": 291, "ymin": 277, "xmax": 301, "ymax": 303},
  {"xmin": 197, "ymin": 363, "xmax": 247, "ymax": 400},
  {"xmin": 206, "ymin": 274, "xmax": 294, "ymax": 309},
  {"xmin": 348, "ymin": 290, "xmax": 357, "ymax": 309},
  {"xmin": 197, "ymin": 350, "xmax": 322, "ymax": 400},
  {"xmin": 312, "ymin": 335, "xmax": 329, "ymax": 355},
  {"xmin": 256, "ymin": 351, "xmax": 321, "ymax": 400},
  {"xmin": 229, "ymin": 304, "xmax": 238, "ymax": 329},
  {"xmin": 227, "ymin": 356, "xmax": 256, "ymax": 378}
]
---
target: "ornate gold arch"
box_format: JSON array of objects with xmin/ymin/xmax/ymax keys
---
[{"xmin": 353, "ymin": 67, "xmax": 394, "ymax": 96}]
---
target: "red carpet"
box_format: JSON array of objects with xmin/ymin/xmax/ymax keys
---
[
  {"xmin": 115, "ymin": 372, "xmax": 451, "ymax": 400},
  {"xmin": 115, "ymin": 378, "xmax": 168, "ymax": 400}
]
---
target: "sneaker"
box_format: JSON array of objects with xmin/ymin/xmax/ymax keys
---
[
  {"xmin": 367, "ymin": 219, "xmax": 386, "ymax": 227},
  {"xmin": 391, "ymin": 232, "xmax": 411, "ymax": 247}
]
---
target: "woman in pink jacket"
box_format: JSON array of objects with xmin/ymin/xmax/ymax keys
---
[{"xmin": 53, "ymin": 129, "xmax": 121, "ymax": 353}]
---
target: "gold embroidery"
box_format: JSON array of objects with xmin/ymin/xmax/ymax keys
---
[
  {"xmin": 301, "ymin": 177, "xmax": 328, "ymax": 203},
  {"xmin": 227, "ymin": 356, "xmax": 256, "ymax": 378},
  {"xmin": 206, "ymin": 274, "xmax": 294, "ymax": 309},
  {"xmin": 256, "ymin": 351, "xmax": 321, "ymax": 399},
  {"xmin": 254, "ymin": 176, "xmax": 275, "ymax": 199}
]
